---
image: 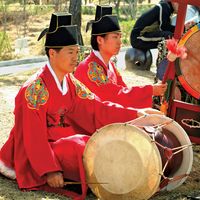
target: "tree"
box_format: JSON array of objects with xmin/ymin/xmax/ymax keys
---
[
  {"xmin": 32, "ymin": 0, "xmax": 40, "ymax": 4},
  {"xmin": 0, "ymin": 0, "xmax": 12, "ymax": 60},
  {"xmin": 54, "ymin": 0, "xmax": 60, "ymax": 11},
  {"xmin": 113, "ymin": 0, "xmax": 121, "ymax": 17},
  {"xmin": 122, "ymin": 0, "xmax": 138, "ymax": 19},
  {"xmin": 69, "ymin": 0, "xmax": 83, "ymax": 45}
]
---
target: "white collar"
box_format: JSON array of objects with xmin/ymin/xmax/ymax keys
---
[
  {"xmin": 93, "ymin": 50, "xmax": 107, "ymax": 66},
  {"xmin": 47, "ymin": 61, "xmax": 68, "ymax": 95},
  {"xmin": 93, "ymin": 50, "xmax": 114, "ymax": 73}
]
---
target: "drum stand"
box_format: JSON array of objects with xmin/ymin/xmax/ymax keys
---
[{"xmin": 163, "ymin": 0, "xmax": 200, "ymax": 144}]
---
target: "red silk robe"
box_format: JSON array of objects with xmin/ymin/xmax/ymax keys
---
[
  {"xmin": 74, "ymin": 51, "xmax": 153, "ymax": 108},
  {"xmin": 0, "ymin": 65, "xmax": 138, "ymax": 199}
]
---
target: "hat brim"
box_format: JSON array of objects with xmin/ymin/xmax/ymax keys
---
[{"xmin": 45, "ymin": 25, "xmax": 78, "ymax": 47}]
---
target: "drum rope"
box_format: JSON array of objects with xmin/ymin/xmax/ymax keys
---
[
  {"xmin": 135, "ymin": 119, "xmax": 174, "ymax": 132},
  {"xmin": 151, "ymin": 130, "xmax": 191, "ymax": 189},
  {"xmin": 181, "ymin": 118, "xmax": 200, "ymax": 128},
  {"xmin": 152, "ymin": 140, "xmax": 191, "ymax": 160},
  {"xmin": 159, "ymin": 173, "xmax": 189, "ymax": 190},
  {"xmin": 162, "ymin": 159, "xmax": 170, "ymax": 174},
  {"xmin": 127, "ymin": 115, "xmax": 174, "ymax": 129}
]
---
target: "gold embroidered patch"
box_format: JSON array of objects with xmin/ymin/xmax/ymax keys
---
[
  {"xmin": 25, "ymin": 77, "xmax": 49, "ymax": 110},
  {"xmin": 70, "ymin": 74, "xmax": 94, "ymax": 100},
  {"xmin": 88, "ymin": 62, "xmax": 108, "ymax": 86}
]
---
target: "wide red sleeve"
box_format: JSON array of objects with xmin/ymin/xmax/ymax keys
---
[
  {"xmin": 14, "ymin": 83, "xmax": 62, "ymax": 178},
  {"xmin": 65, "ymin": 75, "xmax": 138, "ymax": 135},
  {"xmin": 75, "ymin": 61, "xmax": 153, "ymax": 108},
  {"xmin": 66, "ymin": 97, "xmax": 138, "ymax": 135}
]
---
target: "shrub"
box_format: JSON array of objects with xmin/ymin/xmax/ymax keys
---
[
  {"xmin": 0, "ymin": 31, "xmax": 13, "ymax": 61},
  {"xmin": 120, "ymin": 19, "xmax": 135, "ymax": 46},
  {"xmin": 82, "ymin": 5, "xmax": 95, "ymax": 15}
]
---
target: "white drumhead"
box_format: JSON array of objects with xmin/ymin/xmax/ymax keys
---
[{"xmin": 83, "ymin": 123, "xmax": 162, "ymax": 200}]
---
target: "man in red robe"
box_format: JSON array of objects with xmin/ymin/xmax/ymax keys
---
[
  {"xmin": 74, "ymin": 5, "xmax": 167, "ymax": 109},
  {"xmin": 0, "ymin": 13, "xmax": 162, "ymax": 200}
]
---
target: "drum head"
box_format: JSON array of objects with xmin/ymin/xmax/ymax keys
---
[
  {"xmin": 131, "ymin": 114, "xmax": 193, "ymax": 191},
  {"xmin": 175, "ymin": 23, "xmax": 200, "ymax": 99},
  {"xmin": 83, "ymin": 123, "xmax": 162, "ymax": 200}
]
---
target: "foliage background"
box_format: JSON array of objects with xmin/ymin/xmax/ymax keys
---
[{"xmin": 0, "ymin": 0, "xmax": 157, "ymax": 61}]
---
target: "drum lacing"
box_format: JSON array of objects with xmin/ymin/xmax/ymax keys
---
[
  {"xmin": 148, "ymin": 120, "xmax": 192, "ymax": 190},
  {"xmin": 154, "ymin": 142, "xmax": 191, "ymax": 170},
  {"xmin": 181, "ymin": 119, "xmax": 200, "ymax": 129},
  {"xmin": 127, "ymin": 117, "xmax": 192, "ymax": 189},
  {"xmin": 155, "ymin": 140, "xmax": 190, "ymax": 190},
  {"xmin": 159, "ymin": 173, "xmax": 189, "ymax": 190},
  {"xmin": 127, "ymin": 116, "xmax": 174, "ymax": 129}
]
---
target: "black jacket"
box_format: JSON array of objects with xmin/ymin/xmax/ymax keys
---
[{"xmin": 131, "ymin": 2, "xmax": 175, "ymax": 46}]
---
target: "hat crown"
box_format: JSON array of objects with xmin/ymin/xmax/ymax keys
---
[
  {"xmin": 95, "ymin": 5, "xmax": 112, "ymax": 21},
  {"xmin": 90, "ymin": 5, "xmax": 120, "ymax": 35},
  {"xmin": 48, "ymin": 12, "xmax": 72, "ymax": 32},
  {"xmin": 39, "ymin": 12, "xmax": 78, "ymax": 47}
]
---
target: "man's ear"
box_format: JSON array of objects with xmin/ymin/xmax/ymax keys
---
[
  {"xmin": 49, "ymin": 49, "xmax": 55, "ymax": 58},
  {"xmin": 97, "ymin": 35, "xmax": 103, "ymax": 45}
]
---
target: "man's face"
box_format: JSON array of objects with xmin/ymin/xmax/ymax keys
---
[
  {"xmin": 50, "ymin": 45, "xmax": 79, "ymax": 75},
  {"xmin": 98, "ymin": 32, "xmax": 122, "ymax": 57},
  {"xmin": 172, "ymin": 2, "xmax": 179, "ymax": 13}
]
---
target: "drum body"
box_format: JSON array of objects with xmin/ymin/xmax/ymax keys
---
[
  {"xmin": 83, "ymin": 115, "xmax": 193, "ymax": 200},
  {"xmin": 175, "ymin": 23, "xmax": 200, "ymax": 100},
  {"xmin": 172, "ymin": 24, "xmax": 200, "ymax": 143}
]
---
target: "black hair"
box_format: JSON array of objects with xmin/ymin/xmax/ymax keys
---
[
  {"xmin": 45, "ymin": 47, "xmax": 62, "ymax": 58},
  {"xmin": 91, "ymin": 34, "xmax": 106, "ymax": 51}
]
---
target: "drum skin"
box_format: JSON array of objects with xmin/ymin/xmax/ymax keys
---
[
  {"xmin": 125, "ymin": 47, "xmax": 152, "ymax": 71},
  {"xmin": 83, "ymin": 123, "xmax": 162, "ymax": 200},
  {"xmin": 175, "ymin": 23, "xmax": 200, "ymax": 99}
]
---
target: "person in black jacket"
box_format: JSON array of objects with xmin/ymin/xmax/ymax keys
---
[{"xmin": 130, "ymin": 0, "xmax": 179, "ymax": 52}]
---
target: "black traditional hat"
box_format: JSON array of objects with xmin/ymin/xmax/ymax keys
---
[
  {"xmin": 38, "ymin": 12, "xmax": 78, "ymax": 48},
  {"xmin": 86, "ymin": 5, "xmax": 121, "ymax": 35}
]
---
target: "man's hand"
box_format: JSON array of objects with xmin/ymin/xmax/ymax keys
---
[
  {"xmin": 46, "ymin": 171, "xmax": 64, "ymax": 188},
  {"xmin": 153, "ymin": 83, "xmax": 167, "ymax": 96}
]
